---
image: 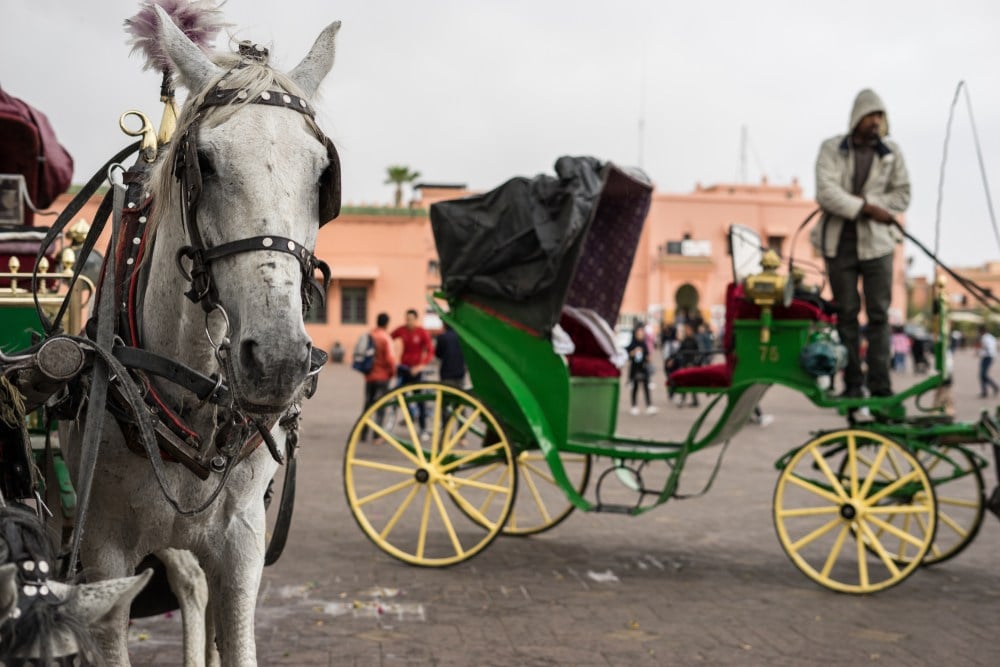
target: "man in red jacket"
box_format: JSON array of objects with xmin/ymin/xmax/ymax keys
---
[{"xmin": 391, "ymin": 308, "xmax": 434, "ymax": 433}]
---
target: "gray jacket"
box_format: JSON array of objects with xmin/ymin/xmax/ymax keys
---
[{"xmin": 811, "ymin": 89, "xmax": 911, "ymax": 260}]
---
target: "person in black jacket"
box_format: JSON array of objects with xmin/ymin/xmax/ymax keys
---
[
  {"xmin": 626, "ymin": 324, "xmax": 658, "ymax": 415},
  {"xmin": 435, "ymin": 323, "xmax": 467, "ymax": 389}
]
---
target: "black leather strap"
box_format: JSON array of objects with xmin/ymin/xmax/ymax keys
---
[{"xmin": 113, "ymin": 345, "xmax": 229, "ymax": 404}]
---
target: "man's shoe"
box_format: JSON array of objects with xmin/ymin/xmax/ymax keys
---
[
  {"xmin": 870, "ymin": 387, "xmax": 893, "ymax": 398},
  {"xmin": 646, "ymin": 405, "xmax": 659, "ymax": 415},
  {"xmin": 629, "ymin": 406, "xmax": 640, "ymax": 416},
  {"xmin": 839, "ymin": 386, "xmax": 864, "ymax": 399}
]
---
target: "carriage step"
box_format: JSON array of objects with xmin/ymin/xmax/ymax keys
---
[{"xmin": 593, "ymin": 503, "xmax": 639, "ymax": 515}]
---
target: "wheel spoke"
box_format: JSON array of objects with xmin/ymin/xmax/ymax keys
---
[
  {"xmin": 464, "ymin": 462, "xmax": 501, "ymax": 483},
  {"xmin": 397, "ymin": 394, "xmax": 427, "ymax": 465},
  {"xmin": 937, "ymin": 496, "xmax": 980, "ymax": 509},
  {"xmin": 865, "ymin": 471, "xmax": 920, "ymax": 505},
  {"xmin": 856, "ymin": 453, "xmax": 895, "ymax": 481},
  {"xmin": 820, "ymin": 524, "xmax": 851, "ymax": 577},
  {"xmin": 430, "ymin": 390, "xmax": 443, "ymax": 461},
  {"xmin": 364, "ymin": 419, "xmax": 422, "ymax": 467},
  {"xmin": 443, "ymin": 483, "xmax": 497, "ymax": 530},
  {"xmin": 523, "ymin": 461, "xmax": 559, "ymax": 486},
  {"xmin": 777, "ymin": 506, "xmax": 841, "ymax": 518},
  {"xmin": 785, "ymin": 473, "xmax": 845, "ymax": 504},
  {"xmin": 858, "ymin": 521, "xmax": 901, "ymax": 577},
  {"xmin": 521, "ymin": 465, "xmax": 553, "ymax": 524},
  {"xmin": 938, "ymin": 509, "xmax": 970, "ymax": 539},
  {"xmin": 379, "ymin": 484, "xmax": 421, "ymax": 540},
  {"xmin": 857, "ymin": 529, "xmax": 869, "ymax": 589},
  {"xmin": 448, "ymin": 473, "xmax": 511, "ymax": 494},
  {"xmin": 810, "ymin": 448, "xmax": 849, "ymax": 500},
  {"xmin": 866, "ymin": 514, "xmax": 928, "ymax": 548},
  {"xmin": 858, "ymin": 443, "xmax": 890, "ymax": 499},
  {"xmin": 437, "ymin": 406, "xmax": 483, "ymax": 460},
  {"xmin": 847, "ymin": 433, "xmax": 860, "ymax": 498},
  {"xmin": 416, "ymin": 488, "xmax": 432, "ymax": 559},
  {"xmin": 476, "ymin": 466, "xmax": 510, "ymax": 516},
  {"xmin": 866, "ymin": 504, "xmax": 933, "ymax": 515},
  {"xmin": 349, "ymin": 459, "xmax": 416, "ymax": 476},
  {"xmin": 357, "ymin": 477, "xmax": 418, "ymax": 507},
  {"xmin": 790, "ymin": 517, "xmax": 843, "ymax": 552},
  {"xmin": 440, "ymin": 441, "xmax": 506, "ymax": 473},
  {"xmin": 430, "ymin": 485, "xmax": 465, "ymax": 558}
]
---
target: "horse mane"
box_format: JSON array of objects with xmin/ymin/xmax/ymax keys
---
[
  {"xmin": 0, "ymin": 505, "xmax": 98, "ymax": 665},
  {"xmin": 145, "ymin": 51, "xmax": 317, "ymax": 238}
]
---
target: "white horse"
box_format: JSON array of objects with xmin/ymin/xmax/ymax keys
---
[{"xmin": 62, "ymin": 8, "xmax": 341, "ymax": 665}]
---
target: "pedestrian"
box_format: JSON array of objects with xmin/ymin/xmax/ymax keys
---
[
  {"xmin": 626, "ymin": 324, "xmax": 657, "ymax": 415},
  {"xmin": 435, "ymin": 323, "xmax": 467, "ymax": 389},
  {"xmin": 811, "ymin": 88, "xmax": 910, "ymax": 398},
  {"xmin": 890, "ymin": 325, "xmax": 910, "ymax": 372},
  {"xmin": 362, "ymin": 313, "xmax": 396, "ymax": 441},
  {"xmin": 391, "ymin": 308, "xmax": 435, "ymax": 433},
  {"xmin": 977, "ymin": 325, "xmax": 999, "ymax": 398},
  {"xmin": 695, "ymin": 321, "xmax": 714, "ymax": 366},
  {"xmin": 665, "ymin": 320, "xmax": 701, "ymax": 408}
]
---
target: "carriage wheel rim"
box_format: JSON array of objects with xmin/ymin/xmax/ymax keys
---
[
  {"xmin": 773, "ymin": 429, "xmax": 937, "ymax": 594},
  {"xmin": 344, "ymin": 383, "xmax": 516, "ymax": 567}
]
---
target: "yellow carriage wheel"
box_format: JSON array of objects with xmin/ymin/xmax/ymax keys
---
[
  {"xmin": 344, "ymin": 383, "xmax": 516, "ymax": 567},
  {"xmin": 773, "ymin": 429, "xmax": 936, "ymax": 594},
  {"xmin": 504, "ymin": 450, "xmax": 590, "ymax": 536},
  {"xmin": 849, "ymin": 445, "xmax": 984, "ymax": 567}
]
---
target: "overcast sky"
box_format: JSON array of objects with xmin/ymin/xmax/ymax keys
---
[{"xmin": 4, "ymin": 0, "xmax": 1000, "ymax": 278}]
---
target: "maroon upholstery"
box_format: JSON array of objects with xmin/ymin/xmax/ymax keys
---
[
  {"xmin": 0, "ymin": 114, "xmax": 40, "ymax": 226},
  {"xmin": 737, "ymin": 293, "xmax": 835, "ymax": 324},
  {"xmin": 559, "ymin": 309, "xmax": 622, "ymax": 378},
  {"xmin": 567, "ymin": 355, "xmax": 620, "ymax": 378},
  {"xmin": 668, "ymin": 283, "xmax": 743, "ymax": 389}
]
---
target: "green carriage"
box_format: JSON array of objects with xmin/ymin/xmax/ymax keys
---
[{"xmin": 343, "ymin": 157, "xmax": 998, "ymax": 594}]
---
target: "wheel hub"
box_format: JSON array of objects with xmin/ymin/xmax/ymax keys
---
[
  {"xmin": 839, "ymin": 503, "xmax": 858, "ymax": 520},
  {"xmin": 414, "ymin": 468, "xmax": 430, "ymax": 484}
]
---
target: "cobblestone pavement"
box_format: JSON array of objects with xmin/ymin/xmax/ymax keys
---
[{"xmin": 129, "ymin": 351, "xmax": 1000, "ymax": 665}]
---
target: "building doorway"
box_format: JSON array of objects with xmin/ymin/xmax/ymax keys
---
[{"xmin": 674, "ymin": 283, "xmax": 700, "ymax": 322}]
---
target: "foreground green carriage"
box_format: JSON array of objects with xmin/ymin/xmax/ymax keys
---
[{"xmin": 343, "ymin": 158, "xmax": 998, "ymax": 594}]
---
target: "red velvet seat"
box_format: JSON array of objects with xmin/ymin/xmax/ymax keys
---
[{"xmin": 559, "ymin": 308, "xmax": 622, "ymax": 378}]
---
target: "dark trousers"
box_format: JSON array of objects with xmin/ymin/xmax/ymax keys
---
[
  {"xmin": 362, "ymin": 380, "xmax": 389, "ymax": 440},
  {"xmin": 630, "ymin": 378, "xmax": 651, "ymax": 407},
  {"xmin": 396, "ymin": 366, "xmax": 427, "ymax": 431},
  {"xmin": 980, "ymin": 356, "xmax": 998, "ymax": 397},
  {"xmin": 826, "ymin": 247, "xmax": 894, "ymax": 394}
]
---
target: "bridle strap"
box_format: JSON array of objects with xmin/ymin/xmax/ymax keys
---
[{"xmin": 174, "ymin": 87, "xmax": 330, "ymax": 313}]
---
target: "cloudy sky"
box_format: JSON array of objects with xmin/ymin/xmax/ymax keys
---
[{"xmin": 4, "ymin": 0, "xmax": 1000, "ymax": 277}]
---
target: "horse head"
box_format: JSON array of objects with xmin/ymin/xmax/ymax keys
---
[
  {"xmin": 149, "ymin": 6, "xmax": 341, "ymax": 413},
  {"xmin": 0, "ymin": 506, "xmax": 152, "ymax": 664}
]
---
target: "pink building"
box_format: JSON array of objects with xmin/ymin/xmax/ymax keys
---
[{"xmin": 45, "ymin": 178, "xmax": 908, "ymax": 354}]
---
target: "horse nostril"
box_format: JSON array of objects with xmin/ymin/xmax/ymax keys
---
[{"xmin": 240, "ymin": 339, "xmax": 265, "ymax": 381}]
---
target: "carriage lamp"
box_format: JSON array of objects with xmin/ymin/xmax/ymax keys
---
[
  {"xmin": 66, "ymin": 219, "xmax": 91, "ymax": 249},
  {"xmin": 743, "ymin": 249, "xmax": 789, "ymax": 344}
]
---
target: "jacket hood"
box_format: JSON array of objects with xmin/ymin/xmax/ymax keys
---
[{"xmin": 850, "ymin": 88, "xmax": 889, "ymax": 137}]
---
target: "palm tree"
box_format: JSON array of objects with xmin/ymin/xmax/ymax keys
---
[{"xmin": 384, "ymin": 165, "xmax": 421, "ymax": 208}]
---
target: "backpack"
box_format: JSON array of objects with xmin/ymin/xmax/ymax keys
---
[{"xmin": 351, "ymin": 332, "xmax": 376, "ymax": 374}]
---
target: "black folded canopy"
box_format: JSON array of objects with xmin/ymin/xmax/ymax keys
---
[{"xmin": 431, "ymin": 156, "xmax": 651, "ymax": 335}]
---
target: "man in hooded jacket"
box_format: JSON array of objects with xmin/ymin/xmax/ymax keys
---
[{"xmin": 812, "ymin": 88, "xmax": 910, "ymax": 398}]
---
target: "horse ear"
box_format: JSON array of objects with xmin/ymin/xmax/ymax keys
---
[
  {"xmin": 289, "ymin": 20, "xmax": 342, "ymax": 98},
  {"xmin": 154, "ymin": 4, "xmax": 221, "ymax": 92},
  {"xmin": 0, "ymin": 564, "xmax": 17, "ymax": 623},
  {"xmin": 50, "ymin": 569, "xmax": 153, "ymax": 625}
]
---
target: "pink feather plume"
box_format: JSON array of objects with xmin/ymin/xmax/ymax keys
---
[{"xmin": 124, "ymin": 0, "xmax": 230, "ymax": 73}]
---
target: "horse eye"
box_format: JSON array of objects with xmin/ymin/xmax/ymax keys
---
[{"xmin": 197, "ymin": 150, "xmax": 216, "ymax": 177}]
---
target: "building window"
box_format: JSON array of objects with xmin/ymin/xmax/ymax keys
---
[
  {"xmin": 304, "ymin": 293, "xmax": 327, "ymax": 324},
  {"xmin": 767, "ymin": 235, "xmax": 786, "ymax": 255},
  {"xmin": 341, "ymin": 286, "xmax": 368, "ymax": 324}
]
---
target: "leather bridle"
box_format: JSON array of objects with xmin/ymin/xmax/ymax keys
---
[{"xmin": 172, "ymin": 85, "xmax": 336, "ymax": 316}]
